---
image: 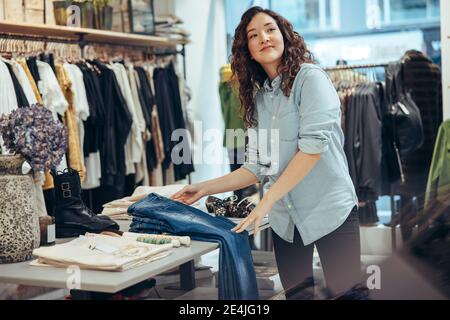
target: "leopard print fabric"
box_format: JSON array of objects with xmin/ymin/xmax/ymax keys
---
[{"xmin": 0, "ymin": 155, "xmax": 40, "ymax": 264}]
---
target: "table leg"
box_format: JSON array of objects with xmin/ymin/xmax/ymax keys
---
[
  {"xmin": 179, "ymin": 260, "xmax": 195, "ymax": 291},
  {"xmin": 70, "ymin": 290, "xmax": 94, "ymax": 300}
]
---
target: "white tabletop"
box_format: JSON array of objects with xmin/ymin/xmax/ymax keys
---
[
  {"xmin": 0, "ymin": 215, "xmax": 269, "ymax": 294},
  {"xmin": 0, "ymin": 240, "xmax": 218, "ymax": 293}
]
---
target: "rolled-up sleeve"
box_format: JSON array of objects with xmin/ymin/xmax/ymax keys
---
[
  {"xmin": 296, "ymin": 68, "xmax": 340, "ymax": 154},
  {"xmin": 241, "ymin": 127, "xmax": 265, "ymax": 182}
]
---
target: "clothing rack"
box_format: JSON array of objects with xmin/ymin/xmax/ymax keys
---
[
  {"xmin": 0, "ymin": 32, "xmax": 186, "ymax": 61},
  {"xmin": 324, "ymin": 62, "xmax": 398, "ymax": 251},
  {"xmin": 324, "ymin": 62, "xmax": 388, "ymax": 71},
  {"xmin": 0, "ymin": 23, "xmax": 193, "ymax": 201}
]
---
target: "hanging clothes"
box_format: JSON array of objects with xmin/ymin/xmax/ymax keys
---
[
  {"xmin": 110, "ymin": 62, "xmax": 143, "ymax": 175},
  {"xmin": 176, "ymin": 65, "xmax": 195, "ymax": 143},
  {"xmin": 0, "ymin": 60, "xmax": 19, "ymax": 116},
  {"xmin": 9, "ymin": 60, "xmax": 38, "ymax": 105},
  {"xmin": 424, "ymin": 119, "xmax": 450, "ymax": 209},
  {"xmin": 39, "ymin": 52, "xmax": 56, "ymax": 75},
  {"xmin": 37, "ymin": 60, "xmax": 69, "ymax": 116},
  {"xmin": 55, "ymin": 64, "xmax": 86, "ymax": 182},
  {"xmin": 333, "ymin": 79, "xmax": 384, "ymax": 225},
  {"xmin": 77, "ymin": 62, "xmax": 107, "ymax": 189},
  {"xmin": 153, "ymin": 63, "xmax": 194, "ymax": 181},
  {"xmin": 166, "ymin": 62, "xmax": 194, "ymax": 181},
  {"xmin": 138, "ymin": 65, "xmax": 164, "ymax": 186},
  {"xmin": 26, "ymin": 56, "xmax": 41, "ymax": 90},
  {"xmin": 136, "ymin": 66, "xmax": 164, "ymax": 186},
  {"xmin": 126, "ymin": 64, "xmax": 148, "ymax": 185},
  {"xmin": 0, "ymin": 59, "xmax": 19, "ymax": 155},
  {"xmin": 16, "ymin": 58, "xmax": 43, "ymax": 105},
  {"xmin": 88, "ymin": 60, "xmax": 132, "ymax": 213},
  {"xmin": 135, "ymin": 66, "xmax": 159, "ymax": 170},
  {"xmin": 37, "ymin": 60, "xmax": 69, "ymax": 190},
  {"xmin": 63, "ymin": 63, "xmax": 90, "ymax": 154},
  {"xmin": 3, "ymin": 60, "xmax": 29, "ymax": 108},
  {"xmin": 64, "ymin": 63, "xmax": 102, "ymax": 190},
  {"xmin": 219, "ymin": 64, "xmax": 246, "ymax": 150},
  {"xmin": 393, "ymin": 50, "xmax": 443, "ymax": 198}
]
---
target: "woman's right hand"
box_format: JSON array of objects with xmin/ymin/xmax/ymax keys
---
[{"xmin": 171, "ymin": 183, "xmax": 208, "ymax": 205}]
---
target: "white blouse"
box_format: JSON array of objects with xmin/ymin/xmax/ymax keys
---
[
  {"xmin": 63, "ymin": 63, "xmax": 101, "ymax": 190},
  {"xmin": 37, "ymin": 61, "xmax": 68, "ymax": 116},
  {"xmin": 10, "ymin": 60, "xmax": 38, "ymax": 105},
  {"xmin": 0, "ymin": 59, "xmax": 19, "ymax": 116},
  {"xmin": 111, "ymin": 63, "xmax": 143, "ymax": 175},
  {"xmin": 0, "ymin": 60, "xmax": 19, "ymax": 154},
  {"xmin": 36, "ymin": 61, "xmax": 68, "ymax": 171}
]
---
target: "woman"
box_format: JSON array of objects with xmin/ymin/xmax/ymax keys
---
[{"xmin": 172, "ymin": 6, "xmax": 361, "ymax": 299}]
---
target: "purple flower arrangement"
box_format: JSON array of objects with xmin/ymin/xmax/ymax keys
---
[{"xmin": 0, "ymin": 104, "xmax": 68, "ymax": 172}]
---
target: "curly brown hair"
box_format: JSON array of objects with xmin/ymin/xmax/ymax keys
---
[{"xmin": 231, "ymin": 6, "xmax": 314, "ymax": 128}]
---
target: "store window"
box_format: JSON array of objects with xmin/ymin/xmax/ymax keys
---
[
  {"xmin": 270, "ymin": 0, "xmax": 339, "ymax": 32},
  {"xmin": 225, "ymin": 0, "xmax": 339, "ymax": 51},
  {"xmin": 366, "ymin": 0, "xmax": 440, "ymax": 29}
]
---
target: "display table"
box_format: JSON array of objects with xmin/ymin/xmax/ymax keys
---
[
  {"xmin": 0, "ymin": 240, "xmax": 218, "ymax": 297},
  {"xmin": 0, "ymin": 217, "xmax": 270, "ymax": 299}
]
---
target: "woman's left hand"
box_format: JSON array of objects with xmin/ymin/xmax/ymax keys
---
[{"xmin": 231, "ymin": 198, "xmax": 273, "ymax": 235}]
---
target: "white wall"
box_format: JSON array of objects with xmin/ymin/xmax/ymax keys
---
[
  {"xmin": 173, "ymin": 0, "xmax": 230, "ymax": 183},
  {"xmin": 441, "ymin": 0, "xmax": 450, "ymax": 120},
  {"xmin": 153, "ymin": 0, "xmax": 175, "ymax": 16}
]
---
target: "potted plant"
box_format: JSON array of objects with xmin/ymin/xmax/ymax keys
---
[
  {"xmin": 94, "ymin": 0, "xmax": 113, "ymax": 30},
  {"xmin": 0, "ymin": 105, "xmax": 68, "ymax": 263}
]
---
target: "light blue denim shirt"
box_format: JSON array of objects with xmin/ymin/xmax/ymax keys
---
[{"xmin": 242, "ymin": 63, "xmax": 358, "ymax": 245}]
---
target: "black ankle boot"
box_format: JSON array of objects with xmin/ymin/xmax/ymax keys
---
[{"xmin": 52, "ymin": 168, "xmax": 119, "ymax": 238}]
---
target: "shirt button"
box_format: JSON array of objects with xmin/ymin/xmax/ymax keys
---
[
  {"xmin": 272, "ymin": 116, "xmax": 276, "ymax": 120},
  {"xmin": 288, "ymin": 204, "xmax": 292, "ymax": 209}
]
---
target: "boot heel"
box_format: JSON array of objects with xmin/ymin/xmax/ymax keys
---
[{"xmin": 56, "ymin": 226, "xmax": 86, "ymax": 238}]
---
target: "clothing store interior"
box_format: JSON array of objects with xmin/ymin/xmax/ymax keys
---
[{"xmin": 0, "ymin": 0, "xmax": 449, "ymax": 301}]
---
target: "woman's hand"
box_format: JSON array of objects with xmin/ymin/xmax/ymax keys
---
[
  {"xmin": 232, "ymin": 198, "xmax": 273, "ymax": 235},
  {"xmin": 171, "ymin": 184, "xmax": 208, "ymax": 205}
]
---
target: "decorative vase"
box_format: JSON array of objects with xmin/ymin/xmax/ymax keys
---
[
  {"xmin": 94, "ymin": 5, "xmax": 102, "ymax": 29},
  {"xmin": 81, "ymin": 1, "xmax": 95, "ymax": 29},
  {"xmin": 0, "ymin": 155, "xmax": 40, "ymax": 264},
  {"xmin": 102, "ymin": 5, "xmax": 113, "ymax": 30},
  {"xmin": 53, "ymin": 0, "xmax": 70, "ymax": 26}
]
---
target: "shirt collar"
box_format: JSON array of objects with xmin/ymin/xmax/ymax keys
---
[{"xmin": 263, "ymin": 74, "xmax": 282, "ymax": 93}]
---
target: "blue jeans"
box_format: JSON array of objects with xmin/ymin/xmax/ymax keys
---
[{"xmin": 128, "ymin": 193, "xmax": 259, "ymax": 300}]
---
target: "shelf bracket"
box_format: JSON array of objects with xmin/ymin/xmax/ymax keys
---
[{"xmin": 76, "ymin": 32, "xmax": 88, "ymax": 58}]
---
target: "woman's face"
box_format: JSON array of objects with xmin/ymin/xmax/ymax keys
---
[{"xmin": 246, "ymin": 13, "xmax": 284, "ymax": 67}]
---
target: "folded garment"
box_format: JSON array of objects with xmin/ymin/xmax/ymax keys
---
[
  {"xmin": 155, "ymin": 14, "xmax": 184, "ymax": 25},
  {"xmin": 31, "ymin": 251, "xmax": 171, "ymax": 271},
  {"xmin": 100, "ymin": 185, "xmax": 202, "ymax": 218},
  {"xmin": 101, "ymin": 208, "xmax": 133, "ymax": 220},
  {"xmin": 104, "ymin": 200, "xmax": 135, "ymax": 208},
  {"xmin": 31, "ymin": 233, "xmax": 173, "ymax": 272},
  {"xmin": 128, "ymin": 193, "xmax": 259, "ymax": 300},
  {"xmin": 155, "ymin": 26, "xmax": 190, "ymax": 37},
  {"xmin": 122, "ymin": 232, "xmax": 191, "ymax": 247}
]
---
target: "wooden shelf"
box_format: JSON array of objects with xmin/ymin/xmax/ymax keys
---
[{"xmin": 0, "ymin": 21, "xmax": 189, "ymax": 48}]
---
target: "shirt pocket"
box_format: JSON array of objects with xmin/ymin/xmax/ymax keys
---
[{"xmin": 277, "ymin": 111, "xmax": 299, "ymax": 141}]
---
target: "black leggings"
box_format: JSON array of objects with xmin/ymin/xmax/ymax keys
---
[{"xmin": 272, "ymin": 207, "xmax": 361, "ymax": 299}]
